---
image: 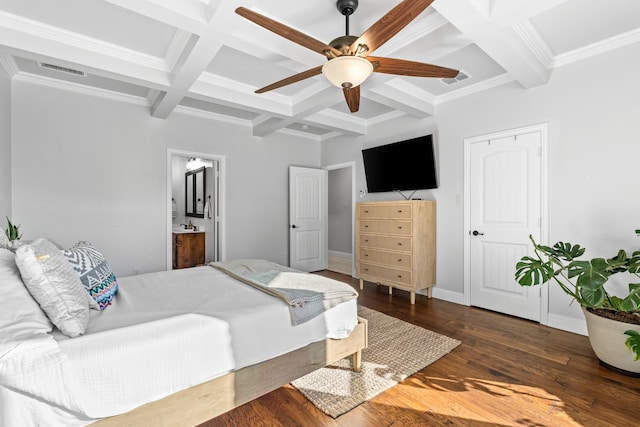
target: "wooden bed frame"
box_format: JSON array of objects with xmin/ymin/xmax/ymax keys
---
[{"xmin": 93, "ymin": 316, "xmax": 368, "ymax": 426}]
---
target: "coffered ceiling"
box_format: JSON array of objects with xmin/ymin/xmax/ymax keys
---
[{"xmin": 0, "ymin": 0, "xmax": 638, "ymax": 140}]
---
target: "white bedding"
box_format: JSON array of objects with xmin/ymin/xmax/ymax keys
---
[{"xmin": 1, "ymin": 265, "xmax": 358, "ymax": 426}]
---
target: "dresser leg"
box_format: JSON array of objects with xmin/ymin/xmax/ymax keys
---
[
  {"xmin": 410, "ymin": 291, "xmax": 415, "ymax": 305},
  {"xmin": 359, "ymin": 278, "xmax": 363, "ymax": 290},
  {"xmin": 427, "ymin": 287, "xmax": 432, "ymax": 299},
  {"xmin": 388, "ymin": 286, "xmax": 393, "ymax": 295}
]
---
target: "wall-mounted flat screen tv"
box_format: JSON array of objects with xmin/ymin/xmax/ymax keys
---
[{"xmin": 362, "ymin": 134, "xmax": 438, "ymax": 193}]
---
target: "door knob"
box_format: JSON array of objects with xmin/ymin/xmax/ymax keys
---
[
  {"xmin": 471, "ymin": 230, "xmax": 484, "ymax": 236},
  {"xmin": 291, "ymin": 224, "xmax": 299, "ymax": 229}
]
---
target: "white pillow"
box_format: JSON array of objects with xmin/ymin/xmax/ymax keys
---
[
  {"xmin": 0, "ymin": 248, "xmax": 53, "ymax": 355},
  {"xmin": 15, "ymin": 239, "xmax": 91, "ymax": 337}
]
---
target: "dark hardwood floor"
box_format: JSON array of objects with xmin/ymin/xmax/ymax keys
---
[{"xmin": 201, "ymin": 272, "xmax": 640, "ymax": 426}]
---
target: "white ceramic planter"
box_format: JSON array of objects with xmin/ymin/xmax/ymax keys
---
[{"xmin": 582, "ymin": 307, "xmax": 640, "ymax": 376}]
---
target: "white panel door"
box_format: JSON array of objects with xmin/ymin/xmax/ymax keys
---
[
  {"xmin": 469, "ymin": 131, "xmax": 542, "ymax": 321},
  {"xmin": 289, "ymin": 166, "xmax": 327, "ymax": 272}
]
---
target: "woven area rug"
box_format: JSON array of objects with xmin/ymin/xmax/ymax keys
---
[{"xmin": 291, "ymin": 305, "xmax": 461, "ymax": 418}]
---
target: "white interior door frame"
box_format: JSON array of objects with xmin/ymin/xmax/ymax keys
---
[
  {"xmin": 323, "ymin": 161, "xmax": 356, "ymax": 277},
  {"xmin": 166, "ymin": 148, "xmax": 227, "ymax": 270},
  {"xmin": 463, "ymin": 123, "xmax": 550, "ymax": 325},
  {"xmin": 289, "ymin": 166, "xmax": 328, "ymax": 271}
]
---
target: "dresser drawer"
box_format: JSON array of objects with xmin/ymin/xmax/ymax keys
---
[
  {"xmin": 360, "ymin": 248, "xmax": 412, "ymax": 269},
  {"xmin": 359, "ymin": 220, "xmax": 412, "ymax": 236},
  {"xmin": 359, "ymin": 234, "xmax": 412, "ymax": 251},
  {"xmin": 359, "ymin": 262, "xmax": 412, "ymax": 286},
  {"xmin": 358, "ymin": 204, "xmax": 412, "ymax": 219}
]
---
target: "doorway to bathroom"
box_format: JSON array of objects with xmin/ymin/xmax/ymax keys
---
[
  {"xmin": 325, "ymin": 162, "xmax": 355, "ymax": 277},
  {"xmin": 166, "ymin": 148, "xmax": 226, "ymax": 270}
]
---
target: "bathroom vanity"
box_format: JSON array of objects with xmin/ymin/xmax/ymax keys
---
[{"xmin": 172, "ymin": 230, "xmax": 205, "ymax": 269}]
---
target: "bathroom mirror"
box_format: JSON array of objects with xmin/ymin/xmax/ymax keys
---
[{"xmin": 185, "ymin": 167, "xmax": 205, "ymax": 218}]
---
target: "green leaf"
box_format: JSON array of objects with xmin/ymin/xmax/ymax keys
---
[
  {"xmin": 4, "ymin": 217, "xmax": 21, "ymax": 241},
  {"xmin": 578, "ymin": 286, "xmax": 606, "ymax": 308},
  {"xmin": 624, "ymin": 330, "xmax": 640, "ymax": 361},
  {"xmin": 624, "ymin": 283, "xmax": 640, "ymax": 310},
  {"xmin": 515, "ymin": 257, "xmax": 554, "ymax": 286},
  {"xmin": 550, "ymin": 242, "xmax": 586, "ymax": 261},
  {"xmin": 627, "ymin": 251, "xmax": 640, "ymax": 274},
  {"xmin": 568, "ymin": 259, "xmax": 610, "ymax": 289},
  {"xmin": 607, "ymin": 250, "xmax": 630, "ymax": 274}
]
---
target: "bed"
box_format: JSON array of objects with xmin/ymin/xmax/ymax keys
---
[{"xmin": 0, "ymin": 241, "xmax": 367, "ymax": 426}]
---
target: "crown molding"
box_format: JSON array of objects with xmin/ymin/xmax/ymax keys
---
[
  {"xmin": 14, "ymin": 72, "xmax": 150, "ymax": 107},
  {"xmin": 554, "ymin": 27, "xmax": 640, "ymax": 68},
  {"xmin": 0, "ymin": 53, "xmax": 19, "ymax": 77},
  {"xmin": 513, "ymin": 20, "xmax": 555, "ymax": 70},
  {"xmin": 0, "ymin": 10, "xmax": 168, "ymax": 72}
]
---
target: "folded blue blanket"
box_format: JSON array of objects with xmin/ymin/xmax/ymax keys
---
[{"xmin": 210, "ymin": 259, "xmax": 358, "ymax": 325}]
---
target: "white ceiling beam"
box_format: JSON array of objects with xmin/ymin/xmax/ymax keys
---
[
  {"xmin": 303, "ymin": 110, "xmax": 368, "ymax": 136},
  {"xmin": 150, "ymin": 0, "xmax": 244, "ymax": 118},
  {"xmin": 0, "ymin": 11, "xmax": 171, "ymax": 89},
  {"xmin": 189, "ymin": 73, "xmax": 292, "ymax": 117},
  {"xmin": 434, "ymin": 0, "xmax": 550, "ymax": 89},
  {"xmin": 251, "ymin": 90, "xmax": 347, "ymax": 137},
  {"xmin": 367, "ymin": 80, "xmax": 435, "ymax": 118}
]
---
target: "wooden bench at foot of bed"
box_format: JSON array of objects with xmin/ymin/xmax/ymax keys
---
[{"xmin": 93, "ymin": 316, "xmax": 368, "ymax": 426}]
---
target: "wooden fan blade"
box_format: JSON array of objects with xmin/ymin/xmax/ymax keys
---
[
  {"xmin": 369, "ymin": 56, "xmax": 459, "ymax": 78},
  {"xmin": 343, "ymin": 85, "xmax": 360, "ymax": 113},
  {"xmin": 236, "ymin": 7, "xmax": 341, "ymax": 58},
  {"xmin": 349, "ymin": 0, "xmax": 434, "ymax": 57},
  {"xmin": 255, "ymin": 65, "xmax": 323, "ymax": 94}
]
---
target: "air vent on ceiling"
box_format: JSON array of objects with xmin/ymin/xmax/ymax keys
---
[
  {"xmin": 441, "ymin": 70, "xmax": 469, "ymax": 85},
  {"xmin": 39, "ymin": 62, "xmax": 86, "ymax": 77}
]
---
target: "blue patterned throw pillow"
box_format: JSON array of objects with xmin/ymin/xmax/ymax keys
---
[{"xmin": 64, "ymin": 241, "xmax": 118, "ymax": 310}]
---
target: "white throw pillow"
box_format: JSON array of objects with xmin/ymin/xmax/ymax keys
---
[
  {"xmin": 0, "ymin": 248, "xmax": 53, "ymax": 355},
  {"xmin": 15, "ymin": 239, "xmax": 91, "ymax": 337}
]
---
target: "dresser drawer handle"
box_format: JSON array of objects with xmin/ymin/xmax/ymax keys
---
[
  {"xmin": 364, "ymin": 225, "xmax": 369, "ymax": 228},
  {"xmin": 397, "ymin": 226, "xmax": 403, "ymax": 229},
  {"xmin": 397, "ymin": 259, "xmax": 402, "ymax": 262},
  {"xmin": 397, "ymin": 210, "xmax": 403, "ymax": 213},
  {"xmin": 364, "ymin": 254, "xmax": 368, "ymax": 257},
  {"xmin": 364, "ymin": 210, "xmax": 369, "ymax": 213},
  {"xmin": 397, "ymin": 243, "xmax": 403, "ymax": 246},
  {"xmin": 397, "ymin": 275, "xmax": 403, "ymax": 278},
  {"xmin": 364, "ymin": 239, "xmax": 369, "ymax": 243},
  {"xmin": 364, "ymin": 268, "xmax": 369, "ymax": 272}
]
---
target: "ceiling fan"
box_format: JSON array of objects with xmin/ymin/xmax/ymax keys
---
[{"xmin": 236, "ymin": 0, "xmax": 459, "ymax": 113}]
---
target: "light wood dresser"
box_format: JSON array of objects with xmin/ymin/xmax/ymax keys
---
[{"xmin": 356, "ymin": 200, "xmax": 436, "ymax": 304}]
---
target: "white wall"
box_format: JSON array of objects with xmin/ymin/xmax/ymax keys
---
[
  {"xmin": 0, "ymin": 67, "xmax": 11, "ymax": 221},
  {"xmin": 11, "ymin": 81, "xmax": 320, "ymax": 276},
  {"xmin": 322, "ymin": 42, "xmax": 640, "ymax": 328}
]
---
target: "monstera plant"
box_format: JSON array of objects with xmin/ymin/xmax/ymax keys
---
[{"xmin": 515, "ymin": 230, "xmax": 640, "ymax": 376}]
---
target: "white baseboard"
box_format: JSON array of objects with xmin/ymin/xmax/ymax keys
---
[
  {"xmin": 428, "ymin": 288, "xmax": 466, "ymax": 305},
  {"xmin": 425, "ymin": 288, "xmax": 588, "ymax": 337},
  {"xmin": 546, "ymin": 313, "xmax": 588, "ymax": 336},
  {"xmin": 328, "ymin": 250, "xmax": 352, "ymax": 259}
]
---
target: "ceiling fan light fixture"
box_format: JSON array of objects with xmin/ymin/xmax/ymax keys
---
[{"xmin": 322, "ymin": 56, "xmax": 373, "ymax": 89}]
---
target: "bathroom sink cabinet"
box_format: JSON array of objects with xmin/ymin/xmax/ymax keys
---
[{"xmin": 173, "ymin": 232, "xmax": 205, "ymax": 269}]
